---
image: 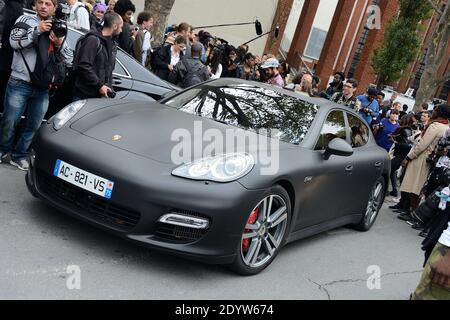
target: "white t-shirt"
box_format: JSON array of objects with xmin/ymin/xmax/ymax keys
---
[
  {"xmin": 141, "ymin": 31, "xmax": 151, "ymax": 66},
  {"xmin": 439, "ymin": 222, "xmax": 450, "ymax": 247},
  {"xmin": 209, "ymin": 64, "xmax": 223, "ymax": 79},
  {"xmin": 68, "ymin": 2, "xmax": 91, "ymax": 30},
  {"xmin": 170, "ymin": 46, "xmax": 180, "ymax": 66}
]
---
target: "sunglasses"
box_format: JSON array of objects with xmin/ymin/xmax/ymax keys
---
[{"xmin": 96, "ymin": 11, "xmax": 106, "ymax": 14}]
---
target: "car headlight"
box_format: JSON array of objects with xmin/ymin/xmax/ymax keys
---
[
  {"xmin": 53, "ymin": 100, "xmax": 86, "ymax": 130},
  {"xmin": 172, "ymin": 153, "xmax": 254, "ymax": 182}
]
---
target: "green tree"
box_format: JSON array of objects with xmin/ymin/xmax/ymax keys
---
[{"xmin": 372, "ymin": 0, "xmax": 432, "ymax": 87}]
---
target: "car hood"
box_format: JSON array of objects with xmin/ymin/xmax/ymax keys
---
[{"xmin": 70, "ymin": 101, "xmax": 284, "ymax": 164}]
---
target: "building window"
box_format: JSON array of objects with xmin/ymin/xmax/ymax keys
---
[
  {"xmin": 347, "ymin": 0, "xmax": 380, "ymax": 78},
  {"xmin": 411, "ymin": 49, "xmax": 428, "ymax": 96},
  {"xmin": 304, "ymin": 27, "xmax": 328, "ymax": 60}
]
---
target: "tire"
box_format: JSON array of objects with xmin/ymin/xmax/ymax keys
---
[
  {"xmin": 229, "ymin": 185, "xmax": 291, "ymax": 275},
  {"xmin": 354, "ymin": 177, "xmax": 385, "ymax": 231}
]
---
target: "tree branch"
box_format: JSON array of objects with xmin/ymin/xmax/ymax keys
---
[{"xmin": 426, "ymin": 0, "xmax": 443, "ymax": 15}]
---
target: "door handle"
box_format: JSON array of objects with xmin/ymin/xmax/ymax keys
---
[
  {"xmin": 374, "ymin": 161, "xmax": 382, "ymax": 168},
  {"xmin": 113, "ymin": 77, "xmax": 122, "ymax": 85},
  {"xmin": 345, "ymin": 165, "xmax": 354, "ymax": 172}
]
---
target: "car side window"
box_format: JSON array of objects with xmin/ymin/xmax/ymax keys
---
[
  {"xmin": 113, "ymin": 57, "xmax": 128, "ymax": 77},
  {"xmin": 315, "ymin": 111, "xmax": 347, "ymax": 151},
  {"xmin": 347, "ymin": 113, "xmax": 369, "ymax": 148}
]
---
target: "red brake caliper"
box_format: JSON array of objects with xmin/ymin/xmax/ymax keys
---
[{"xmin": 242, "ymin": 207, "xmax": 260, "ymax": 252}]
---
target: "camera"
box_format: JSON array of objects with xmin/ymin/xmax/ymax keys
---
[
  {"xmin": 51, "ymin": 1, "xmax": 70, "ymax": 38},
  {"xmin": 427, "ymin": 136, "xmax": 450, "ymax": 164},
  {"xmin": 437, "ymin": 135, "xmax": 450, "ymax": 152},
  {"xmin": 107, "ymin": 90, "xmax": 116, "ymax": 99},
  {"xmin": 51, "ymin": 18, "xmax": 68, "ymax": 38}
]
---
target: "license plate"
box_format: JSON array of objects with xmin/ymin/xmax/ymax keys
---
[{"xmin": 53, "ymin": 159, "xmax": 114, "ymax": 199}]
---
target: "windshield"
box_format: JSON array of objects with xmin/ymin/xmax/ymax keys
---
[{"xmin": 164, "ymin": 81, "xmax": 320, "ymax": 145}]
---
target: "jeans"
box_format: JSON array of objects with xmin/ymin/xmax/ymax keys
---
[
  {"xmin": 390, "ymin": 156, "xmax": 403, "ymax": 195},
  {"xmin": 0, "ymin": 77, "xmax": 49, "ymax": 161}
]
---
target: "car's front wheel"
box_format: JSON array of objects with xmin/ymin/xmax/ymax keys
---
[
  {"xmin": 354, "ymin": 177, "xmax": 385, "ymax": 231},
  {"xmin": 229, "ymin": 185, "xmax": 291, "ymax": 275}
]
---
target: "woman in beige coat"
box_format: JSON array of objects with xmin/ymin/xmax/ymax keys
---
[{"xmin": 400, "ymin": 105, "xmax": 450, "ymax": 212}]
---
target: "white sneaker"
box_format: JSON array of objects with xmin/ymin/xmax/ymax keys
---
[{"xmin": 10, "ymin": 158, "xmax": 29, "ymax": 171}]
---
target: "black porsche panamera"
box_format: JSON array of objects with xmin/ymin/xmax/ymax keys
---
[{"xmin": 27, "ymin": 79, "xmax": 390, "ymax": 275}]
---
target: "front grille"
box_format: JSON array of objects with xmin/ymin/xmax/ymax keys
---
[
  {"xmin": 36, "ymin": 169, "xmax": 141, "ymax": 231},
  {"xmin": 154, "ymin": 209, "xmax": 210, "ymax": 243}
]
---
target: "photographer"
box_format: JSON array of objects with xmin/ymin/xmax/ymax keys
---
[
  {"xmin": 72, "ymin": 12, "xmax": 123, "ymax": 100},
  {"xmin": 0, "ymin": 0, "xmax": 24, "ymax": 114},
  {"xmin": 356, "ymin": 87, "xmax": 380, "ymax": 125},
  {"xmin": 0, "ymin": 0, "xmax": 72, "ymax": 170}
]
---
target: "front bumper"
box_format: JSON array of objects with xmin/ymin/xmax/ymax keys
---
[{"xmin": 28, "ymin": 123, "xmax": 267, "ymax": 264}]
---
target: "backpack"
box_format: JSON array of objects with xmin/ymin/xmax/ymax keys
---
[
  {"xmin": 133, "ymin": 29, "xmax": 152, "ymax": 69},
  {"xmin": 72, "ymin": 33, "xmax": 102, "ymax": 73},
  {"xmin": 182, "ymin": 60, "xmax": 204, "ymax": 88},
  {"xmin": 14, "ymin": 21, "xmax": 67, "ymax": 90},
  {"xmin": 0, "ymin": 0, "xmax": 6, "ymax": 47}
]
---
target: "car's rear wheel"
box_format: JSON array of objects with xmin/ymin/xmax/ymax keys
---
[
  {"xmin": 354, "ymin": 177, "xmax": 385, "ymax": 231},
  {"xmin": 229, "ymin": 185, "xmax": 291, "ymax": 275}
]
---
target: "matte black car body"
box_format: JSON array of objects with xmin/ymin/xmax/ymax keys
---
[{"xmin": 27, "ymin": 79, "xmax": 390, "ymax": 272}]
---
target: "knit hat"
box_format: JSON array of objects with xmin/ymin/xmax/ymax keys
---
[{"xmin": 93, "ymin": 3, "xmax": 107, "ymax": 13}]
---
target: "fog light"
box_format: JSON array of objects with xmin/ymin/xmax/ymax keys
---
[{"xmin": 158, "ymin": 213, "xmax": 209, "ymax": 229}]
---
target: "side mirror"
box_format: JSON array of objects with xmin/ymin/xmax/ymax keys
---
[{"xmin": 323, "ymin": 138, "xmax": 353, "ymax": 160}]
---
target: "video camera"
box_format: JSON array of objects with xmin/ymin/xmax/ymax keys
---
[{"xmin": 51, "ymin": 0, "xmax": 70, "ymax": 38}]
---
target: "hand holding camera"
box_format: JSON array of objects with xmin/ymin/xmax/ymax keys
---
[
  {"xmin": 38, "ymin": 19, "xmax": 53, "ymax": 33},
  {"xmin": 49, "ymin": 31, "xmax": 64, "ymax": 48}
]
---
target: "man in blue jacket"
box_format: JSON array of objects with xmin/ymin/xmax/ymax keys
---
[{"xmin": 357, "ymin": 87, "xmax": 380, "ymax": 125}]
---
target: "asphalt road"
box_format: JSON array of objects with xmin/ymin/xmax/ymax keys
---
[{"xmin": 0, "ymin": 163, "xmax": 425, "ymax": 300}]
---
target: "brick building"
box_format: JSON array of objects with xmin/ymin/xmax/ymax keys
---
[{"xmin": 266, "ymin": 0, "xmax": 450, "ymax": 103}]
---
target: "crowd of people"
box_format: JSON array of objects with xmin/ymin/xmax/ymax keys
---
[{"xmin": 0, "ymin": 0, "xmax": 448, "ymax": 298}]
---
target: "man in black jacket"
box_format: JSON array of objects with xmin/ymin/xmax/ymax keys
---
[
  {"xmin": 0, "ymin": 0, "xmax": 24, "ymax": 113},
  {"xmin": 73, "ymin": 12, "xmax": 123, "ymax": 99},
  {"xmin": 169, "ymin": 42, "xmax": 210, "ymax": 88}
]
